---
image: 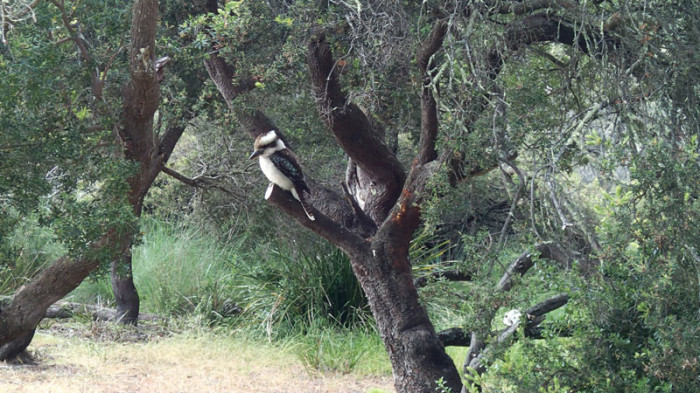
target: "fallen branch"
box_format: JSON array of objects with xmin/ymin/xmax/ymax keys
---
[
  {"xmin": 465, "ymin": 293, "xmax": 570, "ymax": 375},
  {"xmin": 45, "ymin": 302, "xmax": 164, "ymax": 322},
  {"xmin": 439, "ymin": 293, "xmax": 570, "ymax": 347},
  {"xmin": 437, "ymin": 327, "xmax": 471, "ymax": 347},
  {"xmin": 414, "ymin": 269, "xmax": 472, "ymax": 288}
]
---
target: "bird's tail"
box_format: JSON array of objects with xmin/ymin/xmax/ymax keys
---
[
  {"xmin": 298, "ymin": 191, "xmax": 316, "ymax": 221},
  {"xmin": 290, "ymin": 187, "xmax": 315, "ymax": 221},
  {"xmin": 299, "ymin": 192, "xmax": 316, "ymax": 221}
]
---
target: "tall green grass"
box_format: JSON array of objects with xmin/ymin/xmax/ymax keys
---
[
  {"xmin": 233, "ymin": 242, "xmax": 370, "ymax": 337},
  {"xmin": 59, "ymin": 218, "xmax": 389, "ymax": 375},
  {"xmin": 70, "ymin": 219, "xmax": 244, "ymax": 319},
  {"xmin": 295, "ymin": 321, "xmax": 391, "ymax": 375}
]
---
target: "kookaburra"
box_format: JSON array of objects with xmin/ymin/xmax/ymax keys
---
[{"xmin": 249, "ymin": 130, "xmax": 316, "ymax": 221}]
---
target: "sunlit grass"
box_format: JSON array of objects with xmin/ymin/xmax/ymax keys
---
[
  {"xmin": 2, "ymin": 320, "xmax": 393, "ymax": 393},
  {"xmin": 69, "ymin": 218, "xmax": 243, "ymax": 317}
]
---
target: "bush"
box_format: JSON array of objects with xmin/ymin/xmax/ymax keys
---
[{"xmin": 234, "ymin": 240, "xmax": 370, "ymax": 336}]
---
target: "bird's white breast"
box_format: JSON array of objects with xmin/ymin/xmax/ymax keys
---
[{"xmin": 259, "ymin": 156, "xmax": 295, "ymax": 191}]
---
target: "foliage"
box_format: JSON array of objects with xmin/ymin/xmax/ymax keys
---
[
  {"xmin": 0, "ymin": 214, "xmax": 65, "ymax": 295},
  {"xmin": 70, "ymin": 218, "xmax": 243, "ymax": 320},
  {"xmin": 2, "ymin": 0, "xmax": 699, "ymax": 390},
  {"xmin": 234, "ymin": 240, "xmax": 370, "ymax": 336},
  {"xmin": 0, "ymin": 1, "xmax": 136, "ymax": 269}
]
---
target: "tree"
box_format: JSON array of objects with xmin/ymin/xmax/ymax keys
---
[
  {"xmin": 197, "ymin": 0, "xmax": 699, "ymax": 391},
  {"xmin": 1, "ymin": 0, "xmax": 190, "ymax": 352}
]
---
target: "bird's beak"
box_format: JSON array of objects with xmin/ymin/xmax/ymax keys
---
[{"xmin": 249, "ymin": 150, "xmax": 261, "ymax": 160}]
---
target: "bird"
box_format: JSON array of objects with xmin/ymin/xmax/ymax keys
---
[{"xmin": 249, "ymin": 130, "xmax": 316, "ymax": 221}]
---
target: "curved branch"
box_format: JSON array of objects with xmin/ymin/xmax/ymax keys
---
[
  {"xmin": 265, "ymin": 186, "xmax": 369, "ymax": 259},
  {"xmin": 203, "ymin": 53, "xmax": 257, "ymax": 108},
  {"xmin": 50, "ymin": 0, "xmax": 103, "ymax": 100},
  {"xmin": 497, "ymin": 242, "xmax": 571, "ymax": 291},
  {"xmin": 0, "ymin": 233, "xmax": 115, "ymax": 347},
  {"xmin": 465, "ymin": 293, "xmax": 569, "ymax": 376},
  {"xmin": 504, "ymin": 12, "xmax": 620, "ymax": 56},
  {"xmin": 417, "ymin": 19, "xmax": 448, "ymax": 165},
  {"xmin": 307, "ymin": 31, "xmax": 406, "ymax": 223},
  {"xmin": 414, "ymin": 269, "xmax": 472, "ymax": 288}
]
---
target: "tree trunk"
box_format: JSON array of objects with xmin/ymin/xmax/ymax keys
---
[
  {"xmin": 0, "ymin": 235, "xmax": 112, "ymax": 353},
  {"xmin": 109, "ymin": 0, "xmax": 174, "ymax": 325},
  {"xmin": 0, "ymin": 329, "xmax": 35, "ymax": 360},
  {"xmin": 353, "ymin": 248, "xmax": 462, "ymax": 392},
  {"xmin": 0, "ymin": 0, "xmax": 182, "ymax": 354},
  {"xmin": 110, "ymin": 251, "xmax": 140, "ymax": 325}
]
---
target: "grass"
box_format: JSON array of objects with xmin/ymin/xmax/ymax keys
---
[
  {"xmin": 69, "ymin": 218, "xmax": 243, "ymax": 318},
  {"xmin": 61, "ymin": 218, "xmax": 392, "ymax": 378},
  {"xmin": 3, "ymin": 216, "xmax": 553, "ymax": 391},
  {"xmin": 1, "ymin": 319, "xmax": 394, "ymax": 393},
  {"xmin": 295, "ymin": 324, "xmax": 391, "ymax": 376},
  {"xmin": 0, "ymin": 215, "xmax": 65, "ymax": 295}
]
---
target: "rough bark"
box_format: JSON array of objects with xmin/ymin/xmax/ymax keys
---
[
  {"xmin": 203, "ymin": 54, "xmax": 256, "ymax": 109},
  {"xmin": 111, "ymin": 0, "xmax": 176, "ymax": 325},
  {"xmin": 0, "ymin": 329, "xmax": 34, "ymax": 360},
  {"xmin": 439, "ymin": 293, "xmax": 571, "ymax": 347},
  {"xmin": 497, "ymin": 242, "xmax": 571, "ymax": 291},
  {"xmin": 466, "ymin": 293, "xmax": 569, "ymax": 378},
  {"xmin": 0, "ymin": 235, "xmax": 113, "ymax": 350},
  {"xmin": 241, "ymin": 111, "xmax": 378, "ymax": 239},
  {"xmin": 111, "ymin": 251, "xmax": 140, "ymax": 324},
  {"xmin": 202, "ymin": 5, "xmax": 630, "ymax": 392},
  {"xmin": 247, "ymin": 22, "xmax": 461, "ymax": 393},
  {"xmin": 461, "ymin": 242, "xmax": 572, "ymax": 386},
  {"xmin": 308, "ymin": 31, "xmax": 406, "ymax": 224},
  {"xmin": 308, "ymin": 21, "xmax": 463, "ymax": 393}
]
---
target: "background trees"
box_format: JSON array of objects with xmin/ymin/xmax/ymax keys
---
[{"xmin": 2, "ymin": 1, "xmax": 699, "ymax": 392}]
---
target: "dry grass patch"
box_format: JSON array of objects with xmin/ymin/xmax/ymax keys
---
[{"xmin": 0, "ymin": 321, "xmax": 393, "ymax": 393}]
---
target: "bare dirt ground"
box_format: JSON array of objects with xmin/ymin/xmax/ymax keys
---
[{"xmin": 0, "ymin": 321, "xmax": 394, "ymax": 393}]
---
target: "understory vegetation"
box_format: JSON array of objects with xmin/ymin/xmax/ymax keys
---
[
  {"xmin": 2, "ymin": 1, "xmax": 699, "ymax": 392},
  {"xmin": 2, "ymin": 217, "xmax": 391, "ymax": 376}
]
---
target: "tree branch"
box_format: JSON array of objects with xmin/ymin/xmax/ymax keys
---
[
  {"xmin": 414, "ymin": 269, "xmax": 472, "ymax": 288},
  {"xmin": 462, "ymin": 293, "xmax": 569, "ymax": 378},
  {"xmin": 497, "ymin": 242, "xmax": 571, "ymax": 291},
  {"xmin": 417, "ymin": 19, "xmax": 448, "ymax": 165},
  {"xmin": 504, "ymin": 12, "xmax": 619, "ymax": 57},
  {"xmin": 265, "ymin": 186, "xmax": 369, "ymax": 259},
  {"xmin": 243, "ymin": 110, "xmax": 377, "ymax": 240},
  {"xmin": 50, "ymin": 0, "xmax": 104, "ymax": 100},
  {"xmin": 0, "ymin": 233, "xmax": 116, "ymax": 346},
  {"xmin": 160, "ymin": 166, "xmax": 240, "ymax": 197},
  {"xmin": 158, "ymin": 124, "xmax": 186, "ymax": 163},
  {"xmin": 438, "ymin": 327, "xmax": 471, "ymax": 347},
  {"xmin": 203, "ymin": 53, "xmax": 257, "ymax": 108},
  {"xmin": 45, "ymin": 301, "xmax": 164, "ymax": 322},
  {"xmin": 526, "ymin": 293, "xmax": 569, "ymax": 318},
  {"xmin": 161, "ymin": 166, "xmax": 199, "ymax": 188},
  {"xmin": 307, "ymin": 31, "xmax": 406, "ymax": 223}
]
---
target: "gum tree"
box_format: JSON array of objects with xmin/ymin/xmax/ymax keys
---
[
  {"xmin": 198, "ymin": 1, "xmax": 697, "ymax": 391},
  {"xmin": 1, "ymin": 0, "xmax": 194, "ymax": 354}
]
